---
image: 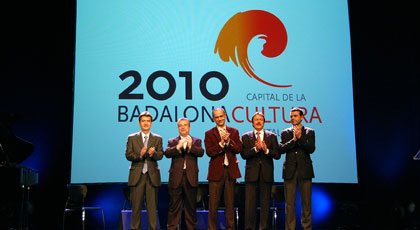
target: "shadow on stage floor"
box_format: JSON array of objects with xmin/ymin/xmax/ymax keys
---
[{"xmin": 3, "ymin": 183, "xmax": 420, "ymax": 230}]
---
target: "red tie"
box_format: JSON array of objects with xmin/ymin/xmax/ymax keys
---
[{"xmin": 256, "ymin": 132, "xmax": 261, "ymax": 143}]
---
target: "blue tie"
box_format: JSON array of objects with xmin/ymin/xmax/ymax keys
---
[{"xmin": 142, "ymin": 135, "xmax": 149, "ymax": 174}]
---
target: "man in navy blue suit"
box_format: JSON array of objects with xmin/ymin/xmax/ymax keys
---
[{"xmin": 279, "ymin": 107, "xmax": 316, "ymax": 230}]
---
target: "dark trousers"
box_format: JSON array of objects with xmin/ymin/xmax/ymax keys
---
[
  {"xmin": 284, "ymin": 171, "xmax": 312, "ymax": 230},
  {"xmin": 208, "ymin": 167, "xmax": 236, "ymax": 230},
  {"xmin": 244, "ymin": 168, "xmax": 272, "ymax": 230},
  {"xmin": 130, "ymin": 173, "xmax": 158, "ymax": 230},
  {"xmin": 167, "ymin": 171, "xmax": 197, "ymax": 230}
]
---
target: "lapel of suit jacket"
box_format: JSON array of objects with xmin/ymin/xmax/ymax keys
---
[
  {"xmin": 248, "ymin": 130, "xmax": 255, "ymax": 143},
  {"xmin": 300, "ymin": 126, "xmax": 306, "ymax": 139},
  {"xmin": 175, "ymin": 136, "xmax": 181, "ymax": 144},
  {"xmin": 212, "ymin": 126, "xmax": 222, "ymax": 142},
  {"xmin": 226, "ymin": 126, "xmax": 238, "ymax": 141},
  {"xmin": 136, "ymin": 132, "xmax": 144, "ymax": 147},
  {"xmin": 262, "ymin": 130, "xmax": 269, "ymax": 143},
  {"xmin": 148, "ymin": 132, "xmax": 159, "ymax": 147},
  {"xmin": 190, "ymin": 136, "xmax": 199, "ymax": 151},
  {"xmin": 147, "ymin": 132, "xmax": 154, "ymax": 147},
  {"xmin": 286, "ymin": 127, "xmax": 294, "ymax": 141}
]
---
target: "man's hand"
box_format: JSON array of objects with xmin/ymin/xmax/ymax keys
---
[
  {"xmin": 255, "ymin": 140, "xmax": 262, "ymax": 151},
  {"xmin": 221, "ymin": 131, "xmax": 230, "ymax": 143},
  {"xmin": 140, "ymin": 146, "xmax": 148, "ymax": 158},
  {"xmin": 261, "ymin": 141, "xmax": 268, "ymax": 153},
  {"xmin": 186, "ymin": 136, "xmax": 193, "ymax": 149},
  {"xmin": 293, "ymin": 125, "xmax": 302, "ymax": 141},
  {"xmin": 148, "ymin": 147, "xmax": 156, "ymax": 156},
  {"xmin": 177, "ymin": 138, "xmax": 186, "ymax": 150}
]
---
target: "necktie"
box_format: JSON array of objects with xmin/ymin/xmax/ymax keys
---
[
  {"xmin": 183, "ymin": 137, "xmax": 187, "ymax": 169},
  {"xmin": 142, "ymin": 135, "xmax": 149, "ymax": 174},
  {"xmin": 183, "ymin": 138, "xmax": 187, "ymax": 150},
  {"xmin": 220, "ymin": 129, "xmax": 229, "ymax": 166},
  {"xmin": 256, "ymin": 131, "xmax": 261, "ymax": 143}
]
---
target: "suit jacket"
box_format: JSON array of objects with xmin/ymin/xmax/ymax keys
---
[
  {"xmin": 278, "ymin": 126, "xmax": 315, "ymax": 180},
  {"xmin": 164, "ymin": 136, "xmax": 204, "ymax": 188},
  {"xmin": 204, "ymin": 126, "xmax": 242, "ymax": 181},
  {"xmin": 125, "ymin": 132, "xmax": 164, "ymax": 187},
  {"xmin": 241, "ymin": 130, "xmax": 280, "ymax": 183}
]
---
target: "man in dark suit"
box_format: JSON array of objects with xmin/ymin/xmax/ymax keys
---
[
  {"xmin": 125, "ymin": 111, "xmax": 164, "ymax": 230},
  {"xmin": 164, "ymin": 118, "xmax": 204, "ymax": 230},
  {"xmin": 241, "ymin": 112, "xmax": 280, "ymax": 230},
  {"xmin": 204, "ymin": 107, "xmax": 242, "ymax": 230},
  {"xmin": 279, "ymin": 107, "xmax": 316, "ymax": 230}
]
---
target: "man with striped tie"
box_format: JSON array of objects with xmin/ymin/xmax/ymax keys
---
[{"xmin": 125, "ymin": 111, "xmax": 163, "ymax": 230}]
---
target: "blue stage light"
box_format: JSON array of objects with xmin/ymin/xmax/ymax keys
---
[
  {"xmin": 293, "ymin": 184, "xmax": 333, "ymax": 227},
  {"xmin": 311, "ymin": 185, "xmax": 333, "ymax": 223}
]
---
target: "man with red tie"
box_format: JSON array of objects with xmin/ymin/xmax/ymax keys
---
[
  {"xmin": 241, "ymin": 112, "xmax": 280, "ymax": 229},
  {"xmin": 204, "ymin": 107, "xmax": 242, "ymax": 230},
  {"xmin": 164, "ymin": 118, "xmax": 204, "ymax": 230}
]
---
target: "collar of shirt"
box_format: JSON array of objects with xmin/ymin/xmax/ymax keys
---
[
  {"xmin": 254, "ymin": 129, "xmax": 264, "ymax": 137},
  {"xmin": 217, "ymin": 126, "xmax": 227, "ymax": 133},
  {"xmin": 141, "ymin": 132, "xmax": 149, "ymax": 139}
]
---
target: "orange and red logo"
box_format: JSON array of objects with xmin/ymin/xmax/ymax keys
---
[{"xmin": 215, "ymin": 10, "xmax": 291, "ymax": 88}]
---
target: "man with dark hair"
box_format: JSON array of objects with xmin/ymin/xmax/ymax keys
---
[
  {"xmin": 204, "ymin": 108, "xmax": 242, "ymax": 230},
  {"xmin": 125, "ymin": 111, "xmax": 164, "ymax": 230},
  {"xmin": 279, "ymin": 107, "xmax": 316, "ymax": 230},
  {"xmin": 291, "ymin": 107, "xmax": 304, "ymax": 116},
  {"xmin": 241, "ymin": 112, "xmax": 280, "ymax": 230},
  {"xmin": 164, "ymin": 118, "xmax": 204, "ymax": 230}
]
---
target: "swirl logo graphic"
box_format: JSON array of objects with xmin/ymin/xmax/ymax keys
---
[{"xmin": 214, "ymin": 10, "xmax": 291, "ymax": 87}]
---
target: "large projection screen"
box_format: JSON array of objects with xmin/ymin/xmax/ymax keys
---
[{"xmin": 72, "ymin": 0, "xmax": 357, "ymax": 183}]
